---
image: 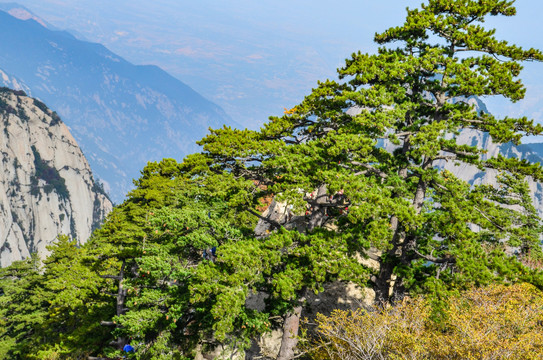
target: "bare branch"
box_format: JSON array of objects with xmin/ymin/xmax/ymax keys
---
[
  {"xmin": 431, "ymin": 181, "xmax": 449, "ymax": 192},
  {"xmin": 100, "ymin": 321, "xmax": 117, "ymax": 326},
  {"xmin": 433, "ymin": 155, "xmax": 457, "ymax": 161},
  {"xmin": 246, "ymin": 208, "xmax": 284, "ymax": 229},
  {"xmin": 442, "ymin": 148, "xmax": 479, "ymax": 157},
  {"xmin": 99, "ymin": 275, "xmax": 122, "ymax": 280},
  {"xmin": 460, "ymin": 119, "xmax": 484, "ymax": 124},
  {"xmin": 350, "ymin": 161, "xmax": 388, "ymax": 179},
  {"xmin": 394, "ymin": 131, "xmax": 414, "ymax": 137}
]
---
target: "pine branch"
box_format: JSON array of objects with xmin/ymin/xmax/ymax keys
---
[
  {"xmin": 474, "ymin": 206, "xmax": 506, "ymax": 231},
  {"xmin": 100, "ymin": 321, "xmax": 116, "ymax": 326},
  {"xmin": 433, "ymin": 155, "xmax": 458, "ymax": 161},
  {"xmin": 99, "ymin": 275, "xmax": 122, "ymax": 280},
  {"xmin": 414, "ymin": 249, "xmax": 456, "ymax": 264},
  {"xmin": 349, "ymin": 161, "xmax": 389, "ymax": 179},
  {"xmin": 442, "ymin": 147, "xmax": 479, "ymax": 157},
  {"xmin": 246, "ymin": 208, "xmax": 284, "ymax": 229}
]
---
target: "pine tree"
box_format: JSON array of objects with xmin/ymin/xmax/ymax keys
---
[
  {"xmin": 38, "ymin": 235, "xmax": 111, "ymax": 357},
  {"xmin": 0, "ymin": 237, "xmax": 111, "ymax": 359},
  {"xmin": 86, "ymin": 159, "xmax": 189, "ymax": 356},
  {"xmin": 0, "ymin": 254, "xmax": 45, "ymax": 359},
  {"xmin": 86, "ymin": 159, "xmax": 257, "ymax": 358},
  {"xmin": 195, "ymin": 0, "xmax": 543, "ymax": 357}
]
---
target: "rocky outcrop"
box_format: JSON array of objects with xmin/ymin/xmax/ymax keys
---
[
  {"xmin": 433, "ymin": 129, "xmax": 543, "ymax": 217},
  {"xmin": 0, "ymin": 88, "xmax": 112, "ymax": 267}
]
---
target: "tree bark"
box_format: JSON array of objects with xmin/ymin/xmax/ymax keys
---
[
  {"xmin": 276, "ymin": 304, "xmax": 303, "ymax": 360},
  {"xmin": 100, "ymin": 260, "xmax": 128, "ymax": 350},
  {"xmin": 374, "ymin": 220, "xmax": 403, "ymax": 305},
  {"xmin": 115, "ymin": 260, "xmax": 128, "ymax": 349},
  {"xmin": 374, "ymin": 137, "xmax": 435, "ymax": 305},
  {"xmin": 385, "ymin": 160, "xmax": 431, "ymax": 303}
]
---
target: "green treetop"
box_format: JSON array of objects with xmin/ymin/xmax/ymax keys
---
[
  {"xmin": 194, "ymin": 0, "xmax": 543, "ymax": 357},
  {"xmin": 0, "ymin": 237, "xmax": 110, "ymax": 359}
]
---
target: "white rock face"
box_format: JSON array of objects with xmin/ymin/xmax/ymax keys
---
[
  {"xmin": 0, "ymin": 88, "xmax": 112, "ymax": 267},
  {"xmin": 438, "ymin": 128, "xmax": 543, "ymax": 217}
]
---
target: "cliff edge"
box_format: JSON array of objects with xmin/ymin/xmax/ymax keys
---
[{"xmin": 0, "ymin": 88, "xmax": 112, "ymax": 266}]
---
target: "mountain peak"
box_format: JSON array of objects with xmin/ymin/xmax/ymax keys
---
[
  {"xmin": 0, "ymin": 2, "xmax": 49, "ymax": 28},
  {"xmin": 0, "ymin": 9, "xmax": 235, "ymax": 202},
  {"xmin": 0, "ymin": 88, "xmax": 112, "ymax": 266}
]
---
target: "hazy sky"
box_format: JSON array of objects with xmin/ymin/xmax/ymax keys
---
[{"xmin": 6, "ymin": 0, "xmax": 543, "ymax": 136}]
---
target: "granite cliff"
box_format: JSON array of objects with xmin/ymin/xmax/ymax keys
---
[{"xmin": 0, "ymin": 88, "xmax": 112, "ymax": 266}]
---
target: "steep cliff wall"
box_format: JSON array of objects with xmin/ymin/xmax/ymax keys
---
[
  {"xmin": 0, "ymin": 88, "xmax": 112, "ymax": 266},
  {"xmin": 435, "ymin": 128, "xmax": 543, "ymax": 216}
]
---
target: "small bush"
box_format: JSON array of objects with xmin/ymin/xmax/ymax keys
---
[
  {"xmin": 50, "ymin": 111, "xmax": 62, "ymax": 126},
  {"xmin": 33, "ymin": 98, "xmax": 49, "ymax": 113},
  {"xmin": 31, "ymin": 146, "xmax": 69, "ymax": 200},
  {"xmin": 310, "ymin": 283, "xmax": 543, "ymax": 360}
]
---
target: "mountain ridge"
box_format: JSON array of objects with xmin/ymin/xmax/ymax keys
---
[{"xmin": 0, "ymin": 9, "xmax": 236, "ymax": 202}]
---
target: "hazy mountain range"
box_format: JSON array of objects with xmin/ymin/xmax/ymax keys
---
[
  {"xmin": 0, "ymin": 6, "xmax": 235, "ymax": 202},
  {"xmin": 4, "ymin": 0, "xmax": 543, "ymax": 135}
]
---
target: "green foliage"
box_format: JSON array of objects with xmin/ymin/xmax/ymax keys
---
[
  {"xmin": 0, "ymin": 236, "xmax": 110, "ymax": 359},
  {"xmin": 4, "ymin": 1, "xmax": 543, "ymax": 358},
  {"xmin": 38, "ymin": 236, "xmax": 112, "ymax": 356},
  {"xmin": 33, "ymin": 98, "xmax": 49, "ymax": 114},
  {"xmin": 0, "ymin": 254, "xmax": 45, "ymax": 358},
  {"xmin": 50, "ymin": 111, "xmax": 62, "ymax": 126},
  {"xmin": 0, "ymin": 95, "xmax": 16, "ymax": 115},
  {"xmin": 30, "ymin": 145, "xmax": 69, "ymax": 199},
  {"xmin": 0, "ymin": 87, "xmax": 26, "ymax": 96},
  {"xmin": 87, "ymin": 0, "xmax": 543, "ymax": 355},
  {"xmin": 86, "ymin": 159, "xmax": 241, "ymax": 357},
  {"xmin": 196, "ymin": 0, "xmax": 543, "ymax": 307}
]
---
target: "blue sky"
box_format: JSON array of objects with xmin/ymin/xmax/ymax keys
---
[{"xmin": 7, "ymin": 0, "xmax": 543, "ymax": 138}]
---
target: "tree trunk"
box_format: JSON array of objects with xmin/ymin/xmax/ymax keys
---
[
  {"xmin": 373, "ymin": 142, "xmax": 411, "ymax": 304},
  {"xmin": 374, "ymin": 257, "xmax": 396, "ymax": 305},
  {"xmin": 276, "ymin": 304, "xmax": 303, "ymax": 360},
  {"xmin": 307, "ymin": 184, "xmax": 330, "ymax": 231},
  {"xmin": 115, "ymin": 260, "xmax": 128, "ymax": 349},
  {"xmin": 382, "ymin": 161, "xmax": 430, "ymax": 303},
  {"xmin": 100, "ymin": 260, "xmax": 128, "ymax": 350}
]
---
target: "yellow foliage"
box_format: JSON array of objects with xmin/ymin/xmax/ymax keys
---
[
  {"xmin": 283, "ymin": 106, "xmax": 298, "ymax": 115},
  {"xmin": 310, "ymin": 283, "xmax": 543, "ymax": 359}
]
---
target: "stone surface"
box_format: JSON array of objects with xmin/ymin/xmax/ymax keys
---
[{"xmin": 0, "ymin": 88, "xmax": 112, "ymax": 266}]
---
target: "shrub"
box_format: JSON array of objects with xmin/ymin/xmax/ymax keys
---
[
  {"xmin": 310, "ymin": 283, "xmax": 543, "ymax": 360},
  {"xmin": 31, "ymin": 146, "xmax": 69, "ymax": 200}
]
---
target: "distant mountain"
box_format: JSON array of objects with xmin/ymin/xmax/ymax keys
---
[
  {"xmin": 0, "ymin": 88, "xmax": 112, "ymax": 267},
  {"xmin": 0, "ymin": 2, "xmax": 52, "ymax": 28},
  {"xmin": 0, "ymin": 9, "xmax": 235, "ymax": 202}
]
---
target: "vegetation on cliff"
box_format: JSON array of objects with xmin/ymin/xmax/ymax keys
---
[{"xmin": 1, "ymin": 0, "xmax": 543, "ymax": 359}]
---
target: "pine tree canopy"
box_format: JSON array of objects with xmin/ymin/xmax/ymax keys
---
[{"xmin": 196, "ymin": 0, "xmax": 543, "ymax": 308}]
